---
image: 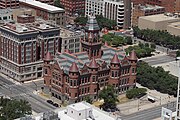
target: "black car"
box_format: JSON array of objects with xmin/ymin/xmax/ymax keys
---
[
  {"xmin": 53, "ymin": 103, "xmax": 59, "ymax": 107},
  {"xmin": 47, "ymin": 100, "xmax": 53, "ymax": 104}
]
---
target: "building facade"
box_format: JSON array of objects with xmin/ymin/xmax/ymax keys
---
[
  {"xmin": 132, "ymin": 0, "xmax": 176, "ymax": 12},
  {"xmin": 175, "ymin": 0, "xmax": 180, "ymax": 12},
  {"xmin": 61, "ymin": 0, "xmax": 85, "ymax": 16},
  {"xmin": 0, "ymin": 0, "xmax": 19, "ymax": 9},
  {"xmin": 43, "ymin": 14, "xmax": 137, "ymax": 104},
  {"xmin": 19, "ymin": 0, "xmax": 66, "ymax": 26},
  {"xmin": 145, "ymin": 0, "xmax": 175, "ymax": 12},
  {"xmin": 0, "ymin": 9, "xmax": 13, "ymax": 22},
  {"xmin": 123, "ymin": 0, "xmax": 132, "ymax": 29},
  {"xmin": 85, "ymin": 0, "xmax": 131, "ymax": 29},
  {"xmin": 138, "ymin": 14, "xmax": 180, "ymax": 31},
  {"xmin": 131, "ymin": 0, "xmax": 145, "ymax": 5},
  {"xmin": 60, "ymin": 27, "xmax": 84, "ymax": 53},
  {"xmin": 167, "ymin": 21, "xmax": 180, "ymax": 36},
  {"xmin": 0, "ymin": 20, "xmax": 61, "ymax": 82},
  {"xmin": 85, "ymin": 0, "xmax": 105, "ymax": 16},
  {"xmin": 104, "ymin": 0, "xmax": 125, "ymax": 29},
  {"xmin": 12, "ymin": 8, "xmax": 36, "ymax": 22},
  {"xmin": 132, "ymin": 4, "xmax": 165, "ymax": 26}
]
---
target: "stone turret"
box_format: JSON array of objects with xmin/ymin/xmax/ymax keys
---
[
  {"xmin": 68, "ymin": 62, "xmax": 79, "ymax": 104},
  {"xmin": 81, "ymin": 12, "xmax": 102, "ymax": 59}
]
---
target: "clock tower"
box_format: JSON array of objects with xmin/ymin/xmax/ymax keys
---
[{"xmin": 81, "ymin": 12, "xmax": 102, "ymax": 59}]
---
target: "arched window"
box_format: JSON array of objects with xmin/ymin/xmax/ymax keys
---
[{"xmin": 112, "ymin": 71, "xmax": 114, "ymax": 77}]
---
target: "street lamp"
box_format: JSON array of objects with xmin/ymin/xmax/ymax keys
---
[{"xmin": 176, "ymin": 57, "xmax": 180, "ymax": 120}]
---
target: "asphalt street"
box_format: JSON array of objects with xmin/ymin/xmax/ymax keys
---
[
  {"xmin": 120, "ymin": 101, "xmax": 176, "ymax": 120},
  {"xmin": 141, "ymin": 55, "xmax": 175, "ymax": 66},
  {"xmin": 0, "ymin": 75, "xmax": 56, "ymax": 113}
]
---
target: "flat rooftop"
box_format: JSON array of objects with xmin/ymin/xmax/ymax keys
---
[
  {"xmin": 140, "ymin": 14, "xmax": 180, "ymax": 22},
  {"xmin": 168, "ymin": 21, "xmax": 180, "ymax": 29},
  {"xmin": 16, "ymin": 101, "xmax": 118, "ymax": 120},
  {"xmin": 138, "ymin": 4, "xmax": 164, "ymax": 11},
  {"xmin": 19, "ymin": 0, "xmax": 64, "ymax": 12},
  {"xmin": 68, "ymin": 102, "xmax": 91, "ymax": 111},
  {"xmin": 58, "ymin": 102, "xmax": 116, "ymax": 120},
  {"xmin": 0, "ymin": 8, "xmax": 12, "ymax": 15}
]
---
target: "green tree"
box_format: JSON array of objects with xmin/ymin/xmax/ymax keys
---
[
  {"xmin": 150, "ymin": 43, "xmax": 156, "ymax": 49},
  {"xmin": 137, "ymin": 62, "xmax": 178, "ymax": 96},
  {"xmin": 112, "ymin": 36, "xmax": 124, "ymax": 46},
  {"xmin": 84, "ymin": 96, "xmax": 93, "ymax": 104},
  {"xmin": 133, "ymin": 26, "xmax": 180, "ymax": 50},
  {"xmin": 126, "ymin": 88, "xmax": 147, "ymax": 99},
  {"xmin": 99, "ymin": 85, "xmax": 118, "ymax": 109},
  {"xmin": 125, "ymin": 36, "xmax": 133, "ymax": 45},
  {"xmin": 125, "ymin": 43, "xmax": 155, "ymax": 58},
  {"xmin": 0, "ymin": 97, "xmax": 32, "ymax": 120},
  {"xmin": 74, "ymin": 15, "xmax": 116, "ymax": 30},
  {"xmin": 54, "ymin": 0, "xmax": 64, "ymax": 8},
  {"xmin": 74, "ymin": 17, "xmax": 88, "ymax": 25},
  {"xmin": 176, "ymin": 50, "xmax": 180, "ymax": 57},
  {"xmin": 102, "ymin": 33, "xmax": 112, "ymax": 44}
]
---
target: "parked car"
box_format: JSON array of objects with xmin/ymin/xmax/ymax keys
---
[
  {"xmin": 47, "ymin": 100, "xmax": 53, "ymax": 104},
  {"xmin": 53, "ymin": 103, "xmax": 59, "ymax": 107}
]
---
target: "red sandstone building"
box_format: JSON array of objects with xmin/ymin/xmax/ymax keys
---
[
  {"xmin": 0, "ymin": 0, "xmax": 19, "ymax": 9},
  {"xmin": 60, "ymin": 0, "xmax": 85, "ymax": 16},
  {"xmin": 43, "ymin": 14, "xmax": 138, "ymax": 104}
]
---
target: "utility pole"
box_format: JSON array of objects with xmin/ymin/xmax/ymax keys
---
[
  {"xmin": 137, "ymin": 99, "xmax": 140, "ymax": 111},
  {"xmin": 32, "ymin": 80, "xmax": 38, "ymax": 91},
  {"xmin": 160, "ymin": 96, "xmax": 161, "ymax": 105}
]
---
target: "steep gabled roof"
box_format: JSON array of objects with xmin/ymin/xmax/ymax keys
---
[
  {"xmin": 111, "ymin": 54, "xmax": 120, "ymax": 64},
  {"xmin": 129, "ymin": 50, "xmax": 138, "ymax": 61},
  {"xmin": 44, "ymin": 52, "xmax": 53, "ymax": 61},
  {"xmin": 89, "ymin": 58, "xmax": 98, "ymax": 68},
  {"xmin": 69, "ymin": 62, "xmax": 79, "ymax": 72}
]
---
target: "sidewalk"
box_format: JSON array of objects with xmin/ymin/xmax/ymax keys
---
[{"xmin": 117, "ymin": 83, "xmax": 176, "ymax": 115}]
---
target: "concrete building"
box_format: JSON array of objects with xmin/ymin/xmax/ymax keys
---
[
  {"xmin": 85, "ymin": 0, "xmax": 131, "ymax": 29},
  {"xmin": 138, "ymin": 14, "xmax": 180, "ymax": 31},
  {"xmin": 12, "ymin": 8, "xmax": 36, "ymax": 22},
  {"xmin": 167, "ymin": 21, "xmax": 180, "ymax": 36},
  {"xmin": 104, "ymin": 0, "xmax": 125, "ymax": 29},
  {"xmin": 61, "ymin": 0, "xmax": 85, "ymax": 16},
  {"xmin": 0, "ymin": 9, "xmax": 13, "ymax": 22},
  {"xmin": 0, "ymin": 0, "xmax": 19, "ymax": 9},
  {"xmin": 123, "ymin": 0, "xmax": 132, "ymax": 29},
  {"xmin": 132, "ymin": 4, "xmax": 165, "ymax": 26},
  {"xmin": 60, "ymin": 27, "xmax": 84, "ymax": 53},
  {"xmin": 131, "ymin": 0, "xmax": 145, "ymax": 5},
  {"xmin": 85, "ymin": 0, "xmax": 105, "ymax": 17},
  {"xmin": 19, "ymin": 0, "xmax": 66, "ymax": 26},
  {"xmin": 145, "ymin": 0, "xmax": 176, "ymax": 13},
  {"xmin": 43, "ymin": 14, "xmax": 137, "ymax": 104},
  {"xmin": 17, "ymin": 101, "xmax": 120, "ymax": 120},
  {"xmin": 131, "ymin": 0, "xmax": 176, "ymax": 12},
  {"xmin": 0, "ymin": 19, "xmax": 61, "ymax": 82},
  {"xmin": 175, "ymin": 0, "xmax": 180, "ymax": 12}
]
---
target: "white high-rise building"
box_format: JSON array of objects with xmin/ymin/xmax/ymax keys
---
[
  {"xmin": 104, "ymin": 0, "xmax": 125, "ymax": 28},
  {"xmin": 85, "ymin": 0, "xmax": 105, "ymax": 16},
  {"xmin": 85, "ymin": 0, "xmax": 128, "ymax": 29}
]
